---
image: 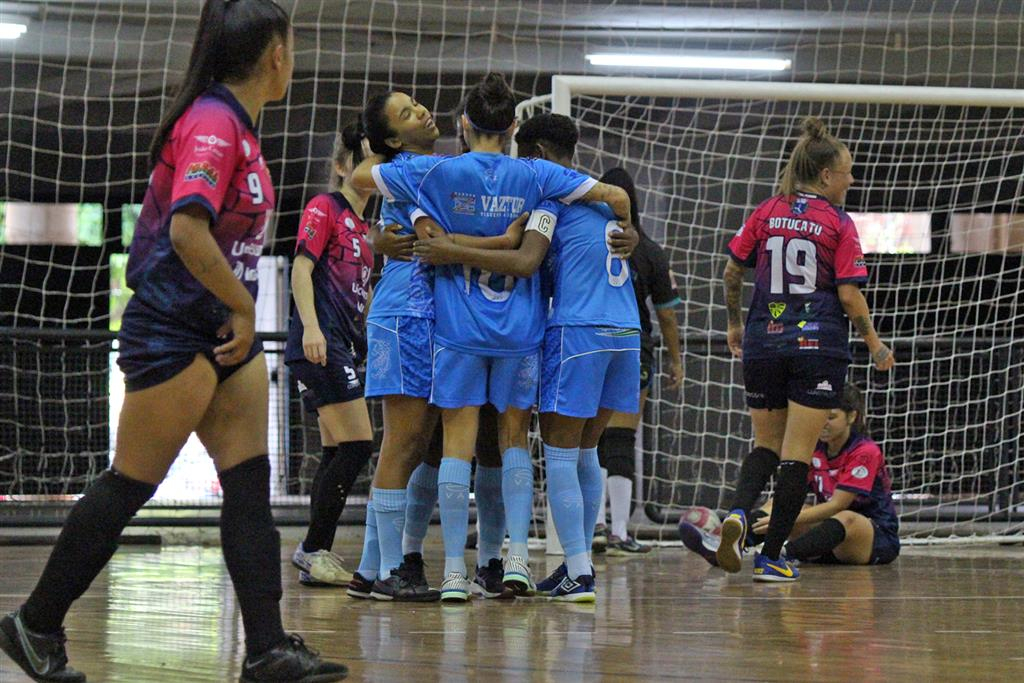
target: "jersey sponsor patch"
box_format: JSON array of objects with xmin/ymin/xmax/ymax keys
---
[
  {"xmin": 851, "ymin": 465, "xmax": 870, "ymax": 479},
  {"xmin": 767, "ymin": 321, "xmax": 784, "ymax": 334},
  {"xmin": 303, "ymin": 223, "xmax": 317, "ymax": 240},
  {"xmin": 815, "ymin": 380, "xmax": 833, "ymax": 391},
  {"xmin": 798, "ymin": 337, "xmax": 819, "ymax": 350},
  {"xmin": 184, "ymin": 162, "xmax": 219, "ymax": 188},
  {"xmin": 451, "ymin": 192, "xmax": 476, "ymax": 215},
  {"xmin": 768, "ymin": 302, "xmax": 786, "ymax": 319}
]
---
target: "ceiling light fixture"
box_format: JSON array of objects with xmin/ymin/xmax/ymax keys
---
[{"xmin": 0, "ymin": 21, "xmax": 28, "ymax": 40}]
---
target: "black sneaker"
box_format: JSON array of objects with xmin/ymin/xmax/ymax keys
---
[
  {"xmin": 239, "ymin": 634, "xmax": 347, "ymax": 682},
  {"xmin": 606, "ymin": 534, "xmax": 652, "ymax": 556},
  {"xmin": 471, "ymin": 559, "xmax": 514, "ymax": 599},
  {"xmin": 0, "ymin": 608, "xmax": 86, "ymax": 682},
  {"xmin": 592, "ymin": 524, "xmax": 608, "ymax": 554},
  {"xmin": 345, "ymin": 572, "xmax": 375, "ymax": 599},
  {"xmin": 370, "ymin": 556, "xmax": 441, "ymax": 602}
]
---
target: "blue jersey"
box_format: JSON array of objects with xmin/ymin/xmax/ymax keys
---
[
  {"xmin": 372, "ymin": 151, "xmax": 596, "ymax": 356},
  {"xmin": 367, "ymin": 151, "xmax": 434, "ymax": 321},
  {"xmin": 539, "ymin": 200, "xmax": 640, "ymax": 329}
]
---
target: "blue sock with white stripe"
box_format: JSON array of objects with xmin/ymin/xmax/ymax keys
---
[
  {"xmin": 502, "ymin": 447, "xmax": 534, "ymax": 561},
  {"xmin": 578, "ymin": 446, "xmax": 603, "ymax": 558},
  {"xmin": 356, "ymin": 499, "xmax": 380, "ymax": 581},
  {"xmin": 474, "ymin": 465, "xmax": 505, "ymax": 567},
  {"xmin": 438, "ymin": 458, "xmax": 472, "ymax": 577},
  {"xmin": 371, "ymin": 487, "xmax": 407, "ymax": 579},
  {"xmin": 544, "ymin": 443, "xmax": 589, "ymax": 579},
  {"xmin": 403, "ymin": 462, "xmax": 438, "ymax": 556}
]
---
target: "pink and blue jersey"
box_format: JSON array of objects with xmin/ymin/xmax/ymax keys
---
[
  {"xmin": 371, "ymin": 152, "xmax": 595, "ymax": 356},
  {"xmin": 285, "ymin": 192, "xmax": 374, "ymax": 363},
  {"xmin": 809, "ymin": 433, "xmax": 900, "ymax": 537},
  {"xmin": 727, "ymin": 191, "xmax": 868, "ymax": 361},
  {"xmin": 125, "ymin": 83, "xmax": 274, "ymax": 335},
  {"xmin": 367, "ymin": 151, "xmax": 434, "ymax": 321}
]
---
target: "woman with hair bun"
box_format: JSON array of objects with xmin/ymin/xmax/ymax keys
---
[
  {"xmin": 716, "ymin": 117, "xmax": 895, "ymax": 583},
  {"xmin": 287, "ymin": 122, "xmax": 377, "ymax": 590},
  {"xmin": 0, "ymin": 2, "xmax": 346, "ymax": 680}
]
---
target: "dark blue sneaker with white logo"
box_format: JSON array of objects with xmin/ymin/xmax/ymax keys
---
[
  {"xmin": 0, "ymin": 608, "xmax": 86, "ymax": 682},
  {"xmin": 549, "ymin": 573, "xmax": 596, "ymax": 603},
  {"xmin": 716, "ymin": 509, "xmax": 747, "ymax": 573},
  {"xmin": 535, "ymin": 563, "xmax": 567, "ymax": 596},
  {"xmin": 752, "ymin": 552, "xmax": 800, "ymax": 583}
]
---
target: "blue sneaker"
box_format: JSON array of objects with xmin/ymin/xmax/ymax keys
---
[
  {"xmin": 549, "ymin": 573, "xmax": 596, "ymax": 603},
  {"xmin": 678, "ymin": 522, "xmax": 719, "ymax": 567},
  {"xmin": 752, "ymin": 553, "xmax": 799, "ymax": 582},
  {"xmin": 535, "ymin": 563, "xmax": 567, "ymax": 596},
  {"xmin": 716, "ymin": 509, "xmax": 747, "ymax": 573}
]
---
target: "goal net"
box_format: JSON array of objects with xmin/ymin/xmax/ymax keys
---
[{"xmin": 532, "ymin": 76, "xmax": 1024, "ymax": 542}]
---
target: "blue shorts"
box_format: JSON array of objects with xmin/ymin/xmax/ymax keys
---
[
  {"xmin": 118, "ymin": 303, "xmax": 263, "ymax": 392},
  {"xmin": 540, "ymin": 326, "xmax": 641, "ymax": 418},
  {"xmin": 430, "ymin": 347, "xmax": 539, "ymax": 412},
  {"xmin": 287, "ymin": 346, "xmax": 364, "ymax": 412},
  {"xmin": 365, "ymin": 316, "xmax": 434, "ymax": 399}
]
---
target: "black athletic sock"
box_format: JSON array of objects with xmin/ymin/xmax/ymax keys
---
[
  {"xmin": 22, "ymin": 469, "xmax": 156, "ymax": 633},
  {"xmin": 784, "ymin": 517, "xmax": 847, "ymax": 561},
  {"xmin": 745, "ymin": 509, "xmax": 769, "ymax": 548},
  {"xmin": 302, "ymin": 444, "xmax": 338, "ymax": 552},
  {"xmin": 219, "ymin": 456, "xmax": 286, "ymax": 657},
  {"xmin": 302, "ymin": 440, "xmax": 373, "ymax": 553},
  {"xmin": 728, "ymin": 447, "xmax": 779, "ymax": 515},
  {"xmin": 761, "ymin": 460, "xmax": 811, "ymax": 560}
]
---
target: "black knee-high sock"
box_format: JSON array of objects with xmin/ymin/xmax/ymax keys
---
[
  {"xmin": 785, "ymin": 518, "xmax": 846, "ymax": 561},
  {"xmin": 22, "ymin": 469, "xmax": 156, "ymax": 633},
  {"xmin": 745, "ymin": 509, "xmax": 769, "ymax": 548},
  {"xmin": 219, "ymin": 456, "xmax": 286, "ymax": 657},
  {"xmin": 302, "ymin": 444, "xmax": 338, "ymax": 551},
  {"xmin": 761, "ymin": 460, "xmax": 811, "ymax": 560},
  {"xmin": 728, "ymin": 447, "xmax": 779, "ymax": 515},
  {"xmin": 302, "ymin": 440, "xmax": 373, "ymax": 553}
]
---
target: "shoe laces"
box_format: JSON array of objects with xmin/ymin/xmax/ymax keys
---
[
  {"xmin": 319, "ymin": 551, "xmax": 347, "ymax": 570},
  {"xmin": 284, "ymin": 633, "xmax": 319, "ymax": 658}
]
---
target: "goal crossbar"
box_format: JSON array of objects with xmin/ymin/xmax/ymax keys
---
[{"xmin": 551, "ymin": 76, "xmax": 1024, "ymax": 115}]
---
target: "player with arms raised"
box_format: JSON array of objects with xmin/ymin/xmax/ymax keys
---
[{"xmin": 718, "ymin": 117, "xmax": 894, "ymax": 582}]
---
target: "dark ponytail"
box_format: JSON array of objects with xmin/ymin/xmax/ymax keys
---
[
  {"xmin": 599, "ymin": 167, "xmax": 642, "ymax": 235},
  {"xmin": 838, "ymin": 382, "xmax": 868, "ymax": 436},
  {"xmin": 778, "ymin": 116, "xmax": 847, "ymax": 196},
  {"xmin": 363, "ymin": 91, "xmax": 400, "ymax": 160},
  {"xmin": 329, "ymin": 121, "xmax": 367, "ymax": 190},
  {"xmin": 148, "ymin": 0, "xmax": 290, "ymax": 168},
  {"xmin": 464, "ymin": 72, "xmax": 516, "ymax": 135}
]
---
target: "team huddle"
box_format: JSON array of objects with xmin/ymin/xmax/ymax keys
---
[{"xmin": 0, "ymin": 1, "xmax": 900, "ymax": 681}]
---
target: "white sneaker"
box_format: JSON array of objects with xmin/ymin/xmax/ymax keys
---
[
  {"xmin": 502, "ymin": 555, "xmax": 535, "ymax": 596},
  {"xmin": 292, "ymin": 544, "xmax": 352, "ymax": 586},
  {"xmin": 440, "ymin": 572, "xmax": 470, "ymax": 602}
]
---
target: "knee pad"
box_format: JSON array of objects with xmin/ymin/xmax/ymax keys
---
[{"xmin": 599, "ymin": 427, "xmax": 636, "ymax": 480}]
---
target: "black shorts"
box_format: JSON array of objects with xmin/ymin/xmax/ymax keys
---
[
  {"xmin": 118, "ymin": 307, "xmax": 264, "ymax": 392},
  {"xmin": 287, "ymin": 346, "xmax": 364, "ymax": 412},
  {"xmin": 639, "ymin": 345, "xmax": 656, "ymax": 393},
  {"xmin": 869, "ymin": 522, "xmax": 900, "ymax": 565},
  {"xmin": 742, "ymin": 356, "xmax": 848, "ymax": 410}
]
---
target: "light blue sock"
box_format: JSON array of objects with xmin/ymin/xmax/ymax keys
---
[
  {"xmin": 403, "ymin": 463, "xmax": 438, "ymax": 556},
  {"xmin": 356, "ymin": 499, "xmax": 380, "ymax": 581},
  {"xmin": 578, "ymin": 446, "xmax": 603, "ymax": 557},
  {"xmin": 438, "ymin": 457, "xmax": 472, "ymax": 577},
  {"xmin": 502, "ymin": 447, "xmax": 534, "ymax": 560},
  {"xmin": 372, "ymin": 487, "xmax": 407, "ymax": 579},
  {"xmin": 545, "ymin": 443, "xmax": 589, "ymax": 579},
  {"xmin": 474, "ymin": 465, "xmax": 505, "ymax": 567}
]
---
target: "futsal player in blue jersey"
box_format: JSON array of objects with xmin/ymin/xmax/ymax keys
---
[
  {"xmin": 353, "ymin": 73, "xmax": 631, "ymax": 601},
  {"xmin": 415, "ymin": 113, "xmax": 641, "ymax": 602},
  {"xmin": 719, "ymin": 117, "xmax": 894, "ymax": 583},
  {"xmin": 0, "ymin": 3, "xmax": 347, "ymax": 681}
]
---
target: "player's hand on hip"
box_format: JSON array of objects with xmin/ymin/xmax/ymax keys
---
[
  {"xmin": 413, "ymin": 234, "xmax": 458, "ymax": 265},
  {"xmin": 214, "ymin": 307, "xmax": 256, "ymax": 366},
  {"xmin": 303, "ymin": 326, "xmax": 328, "ymax": 366},
  {"xmin": 727, "ymin": 323, "xmax": 743, "ymax": 359},
  {"xmin": 376, "ymin": 224, "xmax": 415, "ymax": 261},
  {"xmin": 609, "ymin": 222, "xmax": 639, "ymax": 256},
  {"xmin": 871, "ymin": 343, "xmax": 894, "ymax": 371}
]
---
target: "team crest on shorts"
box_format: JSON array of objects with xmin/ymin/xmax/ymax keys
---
[
  {"xmin": 369, "ymin": 340, "xmax": 392, "ymax": 379},
  {"xmin": 768, "ymin": 302, "xmax": 787, "ymax": 319},
  {"xmin": 517, "ymin": 354, "xmax": 539, "ymax": 389}
]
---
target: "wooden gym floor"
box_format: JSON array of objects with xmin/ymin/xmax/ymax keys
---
[{"xmin": 2, "ymin": 534, "xmax": 1023, "ymax": 682}]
